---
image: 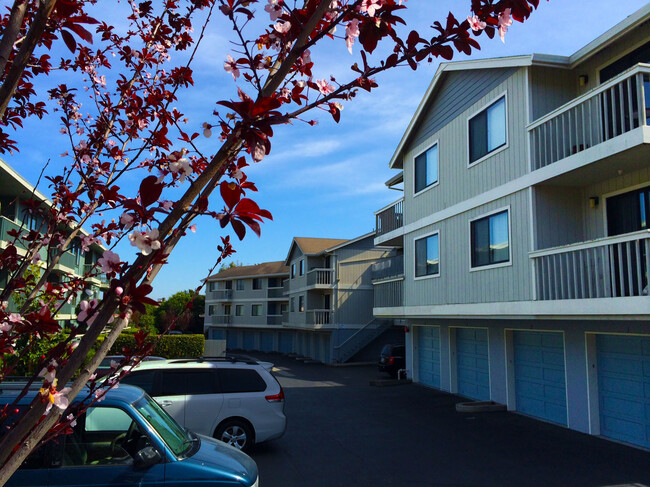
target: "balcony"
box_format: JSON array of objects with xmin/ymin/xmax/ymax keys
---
[
  {"xmin": 282, "ymin": 279, "xmax": 290, "ymax": 295},
  {"xmin": 0, "ymin": 216, "xmax": 22, "ymax": 247},
  {"xmin": 210, "ymin": 315, "xmax": 232, "ymax": 325},
  {"xmin": 372, "ymin": 255, "xmax": 404, "ymax": 282},
  {"xmin": 267, "ymin": 287, "xmax": 285, "ymax": 299},
  {"xmin": 529, "ymin": 64, "xmax": 649, "ymax": 171},
  {"xmin": 531, "ymin": 231, "xmax": 649, "ymax": 300},
  {"xmin": 307, "ymin": 309, "xmax": 331, "ymax": 325},
  {"xmin": 267, "ymin": 315, "xmax": 283, "ymax": 325},
  {"xmin": 375, "ymin": 198, "xmax": 404, "ymax": 237},
  {"xmin": 373, "ymin": 279, "xmax": 403, "ymax": 309},
  {"xmin": 306, "ymin": 268, "xmax": 334, "ymax": 287},
  {"xmin": 207, "ymin": 289, "xmax": 233, "ymax": 301}
]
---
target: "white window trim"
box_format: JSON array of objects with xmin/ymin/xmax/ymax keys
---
[
  {"xmin": 466, "ymin": 92, "xmax": 509, "ymax": 168},
  {"xmin": 413, "ymin": 230, "xmax": 441, "ymax": 281},
  {"xmin": 468, "ymin": 205, "xmax": 513, "ymax": 272},
  {"xmin": 413, "ymin": 140, "xmax": 440, "ymax": 198}
]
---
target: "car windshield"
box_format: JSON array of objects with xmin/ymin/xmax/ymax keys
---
[{"xmin": 133, "ymin": 395, "xmax": 193, "ymax": 457}]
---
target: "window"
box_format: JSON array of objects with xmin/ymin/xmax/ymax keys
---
[
  {"xmin": 414, "ymin": 143, "xmax": 439, "ymax": 194},
  {"xmin": 281, "ymin": 303, "xmax": 288, "ymax": 314},
  {"xmin": 252, "ymin": 278, "xmax": 262, "ymax": 290},
  {"xmin": 120, "ymin": 370, "xmax": 157, "ymax": 396},
  {"xmin": 208, "ymin": 305, "xmax": 216, "ymax": 316},
  {"xmin": 224, "ymin": 304, "xmax": 231, "ymax": 315},
  {"xmin": 299, "ymin": 260, "xmax": 304, "ymax": 276},
  {"xmin": 290, "ymin": 297, "xmax": 295, "ymax": 312},
  {"xmin": 291, "ymin": 263, "xmax": 296, "ymax": 279},
  {"xmin": 208, "ymin": 281, "xmax": 216, "ymax": 292},
  {"xmin": 471, "ymin": 209, "xmax": 510, "ymax": 268},
  {"xmin": 225, "ymin": 280, "xmax": 232, "ymax": 290},
  {"xmin": 268, "ymin": 277, "xmax": 281, "ymax": 288},
  {"xmin": 415, "ymin": 232, "xmax": 440, "ymax": 278},
  {"xmin": 236, "ymin": 279, "xmax": 244, "ymax": 291},
  {"xmin": 252, "ymin": 304, "xmax": 262, "ymax": 316},
  {"xmin": 298, "ymin": 295, "xmax": 305, "ymax": 313},
  {"xmin": 606, "ymin": 185, "xmax": 650, "ymax": 236},
  {"xmin": 469, "ymin": 96, "xmax": 506, "ymax": 164},
  {"xmin": 235, "ymin": 304, "xmax": 244, "ymax": 316},
  {"xmin": 218, "ymin": 369, "xmax": 266, "ymax": 393}
]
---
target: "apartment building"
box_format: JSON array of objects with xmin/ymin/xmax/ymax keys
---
[
  {"xmin": 204, "ymin": 234, "xmax": 397, "ymax": 364},
  {"xmin": 373, "ymin": 6, "xmax": 650, "ymax": 449},
  {"xmin": 0, "ymin": 159, "xmax": 107, "ymax": 325}
]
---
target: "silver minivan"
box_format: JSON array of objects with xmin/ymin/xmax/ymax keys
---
[{"xmin": 121, "ymin": 357, "xmax": 286, "ymax": 452}]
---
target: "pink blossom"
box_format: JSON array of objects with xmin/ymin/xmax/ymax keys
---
[
  {"xmin": 161, "ymin": 200, "xmax": 173, "ymax": 211},
  {"xmin": 301, "ymin": 49, "xmax": 312, "ymax": 64},
  {"xmin": 316, "ymin": 79, "xmax": 335, "ymax": 96},
  {"xmin": 97, "ymin": 250, "xmax": 121, "ymax": 274},
  {"xmin": 32, "ymin": 253, "xmax": 41, "ymax": 265},
  {"xmin": 45, "ymin": 387, "xmax": 71, "ymax": 414},
  {"xmin": 360, "ymin": 0, "xmax": 382, "ymax": 17},
  {"xmin": 202, "ymin": 122, "xmax": 212, "ymax": 138},
  {"xmin": 39, "ymin": 360, "xmax": 58, "ymax": 383},
  {"xmin": 345, "ymin": 19, "xmax": 360, "ymax": 54},
  {"xmin": 77, "ymin": 299, "xmax": 99, "ymax": 325},
  {"xmin": 274, "ymin": 21, "xmax": 291, "ymax": 34},
  {"xmin": 129, "ymin": 228, "xmax": 162, "ymax": 256},
  {"xmin": 189, "ymin": 224, "xmax": 197, "ymax": 233},
  {"xmin": 120, "ymin": 213, "xmax": 135, "ymax": 229},
  {"xmin": 66, "ymin": 413, "xmax": 77, "ymax": 428},
  {"xmin": 0, "ymin": 322, "xmax": 12, "ymax": 333},
  {"xmin": 115, "ymin": 286, "xmax": 124, "ymax": 296},
  {"xmin": 498, "ymin": 8, "xmax": 513, "ymax": 43},
  {"xmin": 81, "ymin": 236, "xmax": 95, "ymax": 252},
  {"xmin": 8, "ymin": 313, "xmax": 21, "ymax": 323},
  {"xmin": 224, "ymin": 55, "xmax": 240, "ymax": 80},
  {"xmin": 264, "ymin": 0, "xmax": 283, "ymax": 21},
  {"xmin": 467, "ymin": 15, "xmax": 486, "ymax": 32},
  {"xmin": 169, "ymin": 156, "xmax": 192, "ymax": 183}
]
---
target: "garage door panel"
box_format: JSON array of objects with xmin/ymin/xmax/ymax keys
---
[
  {"xmin": 597, "ymin": 334, "xmax": 650, "ymax": 448},
  {"xmin": 456, "ymin": 328, "xmax": 490, "ymax": 401},
  {"xmin": 514, "ymin": 331, "xmax": 567, "ymax": 426},
  {"xmin": 418, "ymin": 327, "xmax": 441, "ymax": 388}
]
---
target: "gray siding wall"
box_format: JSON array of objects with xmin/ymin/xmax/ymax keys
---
[
  {"xmin": 533, "ymin": 186, "xmax": 585, "ymax": 250},
  {"xmin": 336, "ymin": 288, "xmax": 374, "ymax": 325},
  {"xmin": 403, "ymin": 68, "xmax": 529, "ymax": 225},
  {"xmin": 409, "ymin": 68, "xmax": 517, "ymax": 148},
  {"xmin": 403, "ymin": 191, "xmax": 532, "ymax": 306},
  {"xmin": 528, "ymin": 66, "xmax": 577, "ymax": 121}
]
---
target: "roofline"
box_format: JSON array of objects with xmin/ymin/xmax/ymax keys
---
[
  {"xmin": 324, "ymin": 231, "xmax": 374, "ymax": 252},
  {"xmin": 569, "ymin": 4, "xmax": 650, "ymax": 66},
  {"xmin": 284, "ymin": 237, "xmax": 350, "ymax": 264},
  {"xmin": 207, "ymin": 271, "xmax": 288, "ymax": 281}
]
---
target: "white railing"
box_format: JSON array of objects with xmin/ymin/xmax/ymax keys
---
[
  {"xmin": 531, "ymin": 231, "xmax": 650, "ymax": 300},
  {"xmin": 307, "ymin": 268, "xmax": 334, "ymax": 286},
  {"xmin": 528, "ymin": 64, "xmax": 650, "ymax": 170},
  {"xmin": 307, "ymin": 309, "xmax": 331, "ymax": 325},
  {"xmin": 210, "ymin": 315, "xmax": 232, "ymax": 325},
  {"xmin": 208, "ymin": 289, "xmax": 233, "ymax": 300},
  {"xmin": 375, "ymin": 198, "xmax": 404, "ymax": 236}
]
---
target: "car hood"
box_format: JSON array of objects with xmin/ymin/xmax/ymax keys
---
[{"xmin": 165, "ymin": 434, "xmax": 258, "ymax": 486}]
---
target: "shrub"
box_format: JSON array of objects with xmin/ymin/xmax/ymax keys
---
[{"xmin": 109, "ymin": 334, "xmax": 204, "ymax": 359}]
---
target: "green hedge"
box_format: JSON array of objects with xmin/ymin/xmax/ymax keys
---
[{"xmin": 109, "ymin": 334, "xmax": 204, "ymax": 359}]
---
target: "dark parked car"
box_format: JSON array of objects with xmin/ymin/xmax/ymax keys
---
[{"xmin": 378, "ymin": 344, "xmax": 406, "ymax": 378}]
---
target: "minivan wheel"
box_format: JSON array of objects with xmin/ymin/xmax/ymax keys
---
[{"xmin": 215, "ymin": 420, "xmax": 253, "ymax": 452}]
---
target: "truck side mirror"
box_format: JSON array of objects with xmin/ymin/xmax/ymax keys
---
[{"xmin": 133, "ymin": 446, "xmax": 162, "ymax": 469}]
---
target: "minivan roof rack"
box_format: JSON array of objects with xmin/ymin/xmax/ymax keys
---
[{"xmin": 167, "ymin": 356, "xmax": 259, "ymax": 365}]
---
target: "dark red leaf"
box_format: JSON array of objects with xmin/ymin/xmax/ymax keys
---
[
  {"xmin": 231, "ymin": 219, "xmax": 246, "ymax": 240},
  {"xmin": 220, "ymin": 181, "xmax": 241, "ymax": 210},
  {"xmin": 61, "ymin": 30, "xmax": 77, "ymax": 53},
  {"xmin": 139, "ymin": 176, "xmax": 163, "ymax": 208}
]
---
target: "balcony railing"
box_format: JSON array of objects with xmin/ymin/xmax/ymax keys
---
[
  {"xmin": 307, "ymin": 309, "xmax": 331, "ymax": 325},
  {"xmin": 0, "ymin": 216, "xmax": 22, "ymax": 246},
  {"xmin": 373, "ymin": 279, "xmax": 403, "ymax": 308},
  {"xmin": 267, "ymin": 287, "xmax": 285, "ymax": 299},
  {"xmin": 531, "ymin": 231, "xmax": 650, "ymax": 300},
  {"xmin": 375, "ymin": 198, "xmax": 404, "ymax": 237},
  {"xmin": 282, "ymin": 311, "xmax": 289, "ymax": 324},
  {"xmin": 528, "ymin": 64, "xmax": 650, "ymax": 171},
  {"xmin": 267, "ymin": 315, "xmax": 283, "ymax": 325},
  {"xmin": 282, "ymin": 279, "xmax": 290, "ymax": 294},
  {"xmin": 307, "ymin": 268, "xmax": 334, "ymax": 287},
  {"xmin": 210, "ymin": 315, "xmax": 232, "ymax": 325},
  {"xmin": 208, "ymin": 289, "xmax": 233, "ymax": 301},
  {"xmin": 372, "ymin": 255, "xmax": 404, "ymax": 281}
]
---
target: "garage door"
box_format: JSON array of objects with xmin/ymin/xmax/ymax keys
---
[
  {"xmin": 418, "ymin": 327, "xmax": 440, "ymax": 388},
  {"xmin": 226, "ymin": 330, "xmax": 239, "ymax": 350},
  {"xmin": 243, "ymin": 331, "xmax": 255, "ymax": 350},
  {"xmin": 456, "ymin": 328, "xmax": 489, "ymax": 400},
  {"xmin": 260, "ymin": 332, "xmax": 274, "ymax": 352},
  {"xmin": 279, "ymin": 333, "xmax": 293, "ymax": 353},
  {"xmin": 514, "ymin": 331, "xmax": 567, "ymax": 425},
  {"xmin": 597, "ymin": 334, "xmax": 650, "ymax": 448}
]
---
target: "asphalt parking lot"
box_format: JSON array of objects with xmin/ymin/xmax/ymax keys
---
[{"xmin": 246, "ymin": 352, "xmax": 650, "ymax": 487}]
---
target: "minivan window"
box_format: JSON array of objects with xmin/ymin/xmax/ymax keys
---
[
  {"xmin": 134, "ymin": 396, "xmax": 191, "ymax": 457},
  {"xmin": 218, "ymin": 369, "xmax": 266, "ymax": 393},
  {"xmin": 121, "ymin": 370, "xmax": 157, "ymax": 395},
  {"xmin": 159, "ymin": 370, "xmax": 218, "ymax": 396}
]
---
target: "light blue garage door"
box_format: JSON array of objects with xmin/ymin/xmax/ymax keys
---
[
  {"xmin": 514, "ymin": 331, "xmax": 567, "ymax": 425},
  {"xmin": 279, "ymin": 333, "xmax": 293, "ymax": 353},
  {"xmin": 226, "ymin": 330, "xmax": 239, "ymax": 350},
  {"xmin": 456, "ymin": 328, "xmax": 490, "ymax": 400},
  {"xmin": 418, "ymin": 327, "xmax": 440, "ymax": 388},
  {"xmin": 597, "ymin": 334, "xmax": 650, "ymax": 448},
  {"xmin": 260, "ymin": 332, "xmax": 274, "ymax": 352},
  {"xmin": 243, "ymin": 331, "xmax": 255, "ymax": 350}
]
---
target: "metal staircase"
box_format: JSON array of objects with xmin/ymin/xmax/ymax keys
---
[{"xmin": 332, "ymin": 318, "xmax": 393, "ymax": 363}]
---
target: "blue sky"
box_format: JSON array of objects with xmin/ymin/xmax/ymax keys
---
[{"xmin": 3, "ymin": 1, "xmax": 649, "ymax": 298}]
